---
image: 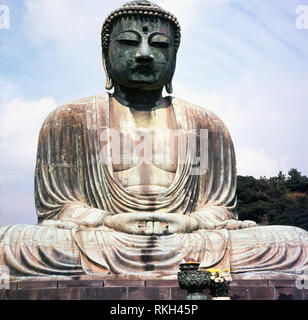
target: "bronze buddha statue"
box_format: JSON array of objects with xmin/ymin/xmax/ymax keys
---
[{"xmin": 0, "ymin": 1, "xmax": 307, "ymax": 279}]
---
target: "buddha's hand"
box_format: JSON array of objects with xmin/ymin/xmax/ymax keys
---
[
  {"xmin": 103, "ymin": 212, "xmax": 199, "ymax": 235},
  {"xmin": 214, "ymin": 219, "xmax": 257, "ymax": 230}
]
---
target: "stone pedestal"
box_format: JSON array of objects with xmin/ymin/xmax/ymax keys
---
[{"xmin": 0, "ymin": 276, "xmax": 307, "ymax": 300}]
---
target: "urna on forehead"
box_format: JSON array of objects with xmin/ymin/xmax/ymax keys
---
[{"xmin": 101, "ymin": 1, "xmax": 181, "ymax": 51}]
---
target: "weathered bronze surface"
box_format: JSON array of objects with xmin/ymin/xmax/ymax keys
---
[{"xmin": 0, "ymin": 1, "xmax": 308, "ymax": 279}]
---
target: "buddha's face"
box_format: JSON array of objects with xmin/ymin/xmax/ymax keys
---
[{"xmin": 105, "ymin": 17, "xmax": 176, "ymax": 90}]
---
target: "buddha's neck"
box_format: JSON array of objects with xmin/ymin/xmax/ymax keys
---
[{"xmin": 113, "ymin": 84, "xmax": 167, "ymax": 110}]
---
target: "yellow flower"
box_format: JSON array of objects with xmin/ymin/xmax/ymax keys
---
[{"xmin": 223, "ymin": 268, "xmax": 230, "ymax": 272}]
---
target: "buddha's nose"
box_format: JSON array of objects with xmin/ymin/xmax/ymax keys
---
[{"xmin": 135, "ymin": 40, "xmax": 154, "ymax": 63}]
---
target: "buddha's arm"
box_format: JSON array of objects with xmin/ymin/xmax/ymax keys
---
[
  {"xmin": 35, "ymin": 102, "xmax": 116, "ymax": 229},
  {"xmin": 39, "ymin": 202, "xmax": 115, "ymax": 229},
  {"xmin": 189, "ymin": 206, "xmax": 257, "ymax": 230},
  {"xmin": 186, "ymin": 108, "xmax": 257, "ymax": 231}
]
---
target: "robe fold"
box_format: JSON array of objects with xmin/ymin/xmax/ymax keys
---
[{"xmin": 1, "ymin": 93, "xmax": 308, "ymax": 278}]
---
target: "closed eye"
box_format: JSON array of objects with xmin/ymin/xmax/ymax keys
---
[
  {"xmin": 150, "ymin": 41, "xmax": 170, "ymax": 49},
  {"xmin": 115, "ymin": 31, "xmax": 140, "ymax": 46},
  {"xmin": 149, "ymin": 33, "xmax": 170, "ymax": 49},
  {"xmin": 118, "ymin": 39, "xmax": 139, "ymax": 46}
]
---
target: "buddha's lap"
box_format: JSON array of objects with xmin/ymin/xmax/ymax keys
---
[
  {"xmin": 1, "ymin": 223, "xmax": 308, "ymax": 276},
  {"xmin": 1, "ymin": 223, "xmax": 307, "ymax": 249}
]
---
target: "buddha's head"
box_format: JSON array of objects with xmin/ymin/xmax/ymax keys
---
[{"xmin": 101, "ymin": 1, "xmax": 181, "ymax": 94}]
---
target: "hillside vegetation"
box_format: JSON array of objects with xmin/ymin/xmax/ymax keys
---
[{"xmin": 237, "ymin": 169, "xmax": 308, "ymax": 230}]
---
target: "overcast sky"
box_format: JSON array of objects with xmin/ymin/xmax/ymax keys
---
[{"xmin": 0, "ymin": 0, "xmax": 308, "ymax": 226}]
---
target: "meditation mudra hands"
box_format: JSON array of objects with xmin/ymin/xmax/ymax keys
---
[
  {"xmin": 103, "ymin": 212, "xmax": 199, "ymax": 235},
  {"xmin": 39, "ymin": 211, "xmax": 257, "ymax": 233},
  {"xmin": 103, "ymin": 212, "xmax": 257, "ymax": 235}
]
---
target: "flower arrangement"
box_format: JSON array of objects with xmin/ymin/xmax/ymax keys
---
[{"xmin": 206, "ymin": 268, "xmax": 232, "ymax": 298}]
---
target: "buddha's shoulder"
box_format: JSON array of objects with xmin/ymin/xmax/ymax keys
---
[
  {"xmin": 65, "ymin": 93, "xmax": 108, "ymax": 106},
  {"xmin": 53, "ymin": 93, "xmax": 107, "ymax": 114},
  {"xmin": 42, "ymin": 93, "xmax": 108, "ymax": 125},
  {"xmin": 172, "ymin": 96, "xmax": 228, "ymax": 130}
]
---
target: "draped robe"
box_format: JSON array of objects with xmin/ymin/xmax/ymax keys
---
[{"xmin": 1, "ymin": 93, "xmax": 308, "ymax": 278}]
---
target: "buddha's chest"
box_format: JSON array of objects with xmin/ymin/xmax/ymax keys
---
[
  {"xmin": 109, "ymin": 127, "xmax": 178, "ymax": 171},
  {"xmin": 108, "ymin": 102, "xmax": 178, "ymax": 190}
]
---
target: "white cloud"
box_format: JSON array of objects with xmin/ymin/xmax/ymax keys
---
[
  {"xmin": 0, "ymin": 78, "xmax": 17, "ymax": 103},
  {"xmin": 0, "ymin": 97, "xmax": 57, "ymax": 168},
  {"xmin": 24, "ymin": 0, "xmax": 122, "ymax": 49},
  {"xmin": 236, "ymin": 147, "xmax": 288, "ymax": 178},
  {"xmin": 159, "ymin": 0, "xmax": 229, "ymax": 30}
]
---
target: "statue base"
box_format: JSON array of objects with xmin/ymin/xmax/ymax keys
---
[{"xmin": 1, "ymin": 273, "xmax": 307, "ymax": 300}]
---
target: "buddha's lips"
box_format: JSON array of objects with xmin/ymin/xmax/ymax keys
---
[{"xmin": 133, "ymin": 65, "xmax": 155, "ymax": 73}]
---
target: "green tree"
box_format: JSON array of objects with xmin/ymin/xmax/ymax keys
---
[{"xmin": 237, "ymin": 169, "xmax": 308, "ymax": 230}]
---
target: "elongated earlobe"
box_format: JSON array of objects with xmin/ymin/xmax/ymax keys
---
[
  {"xmin": 165, "ymin": 81, "xmax": 173, "ymax": 94},
  {"xmin": 102, "ymin": 55, "xmax": 114, "ymax": 90},
  {"xmin": 106, "ymin": 75, "xmax": 114, "ymax": 90}
]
